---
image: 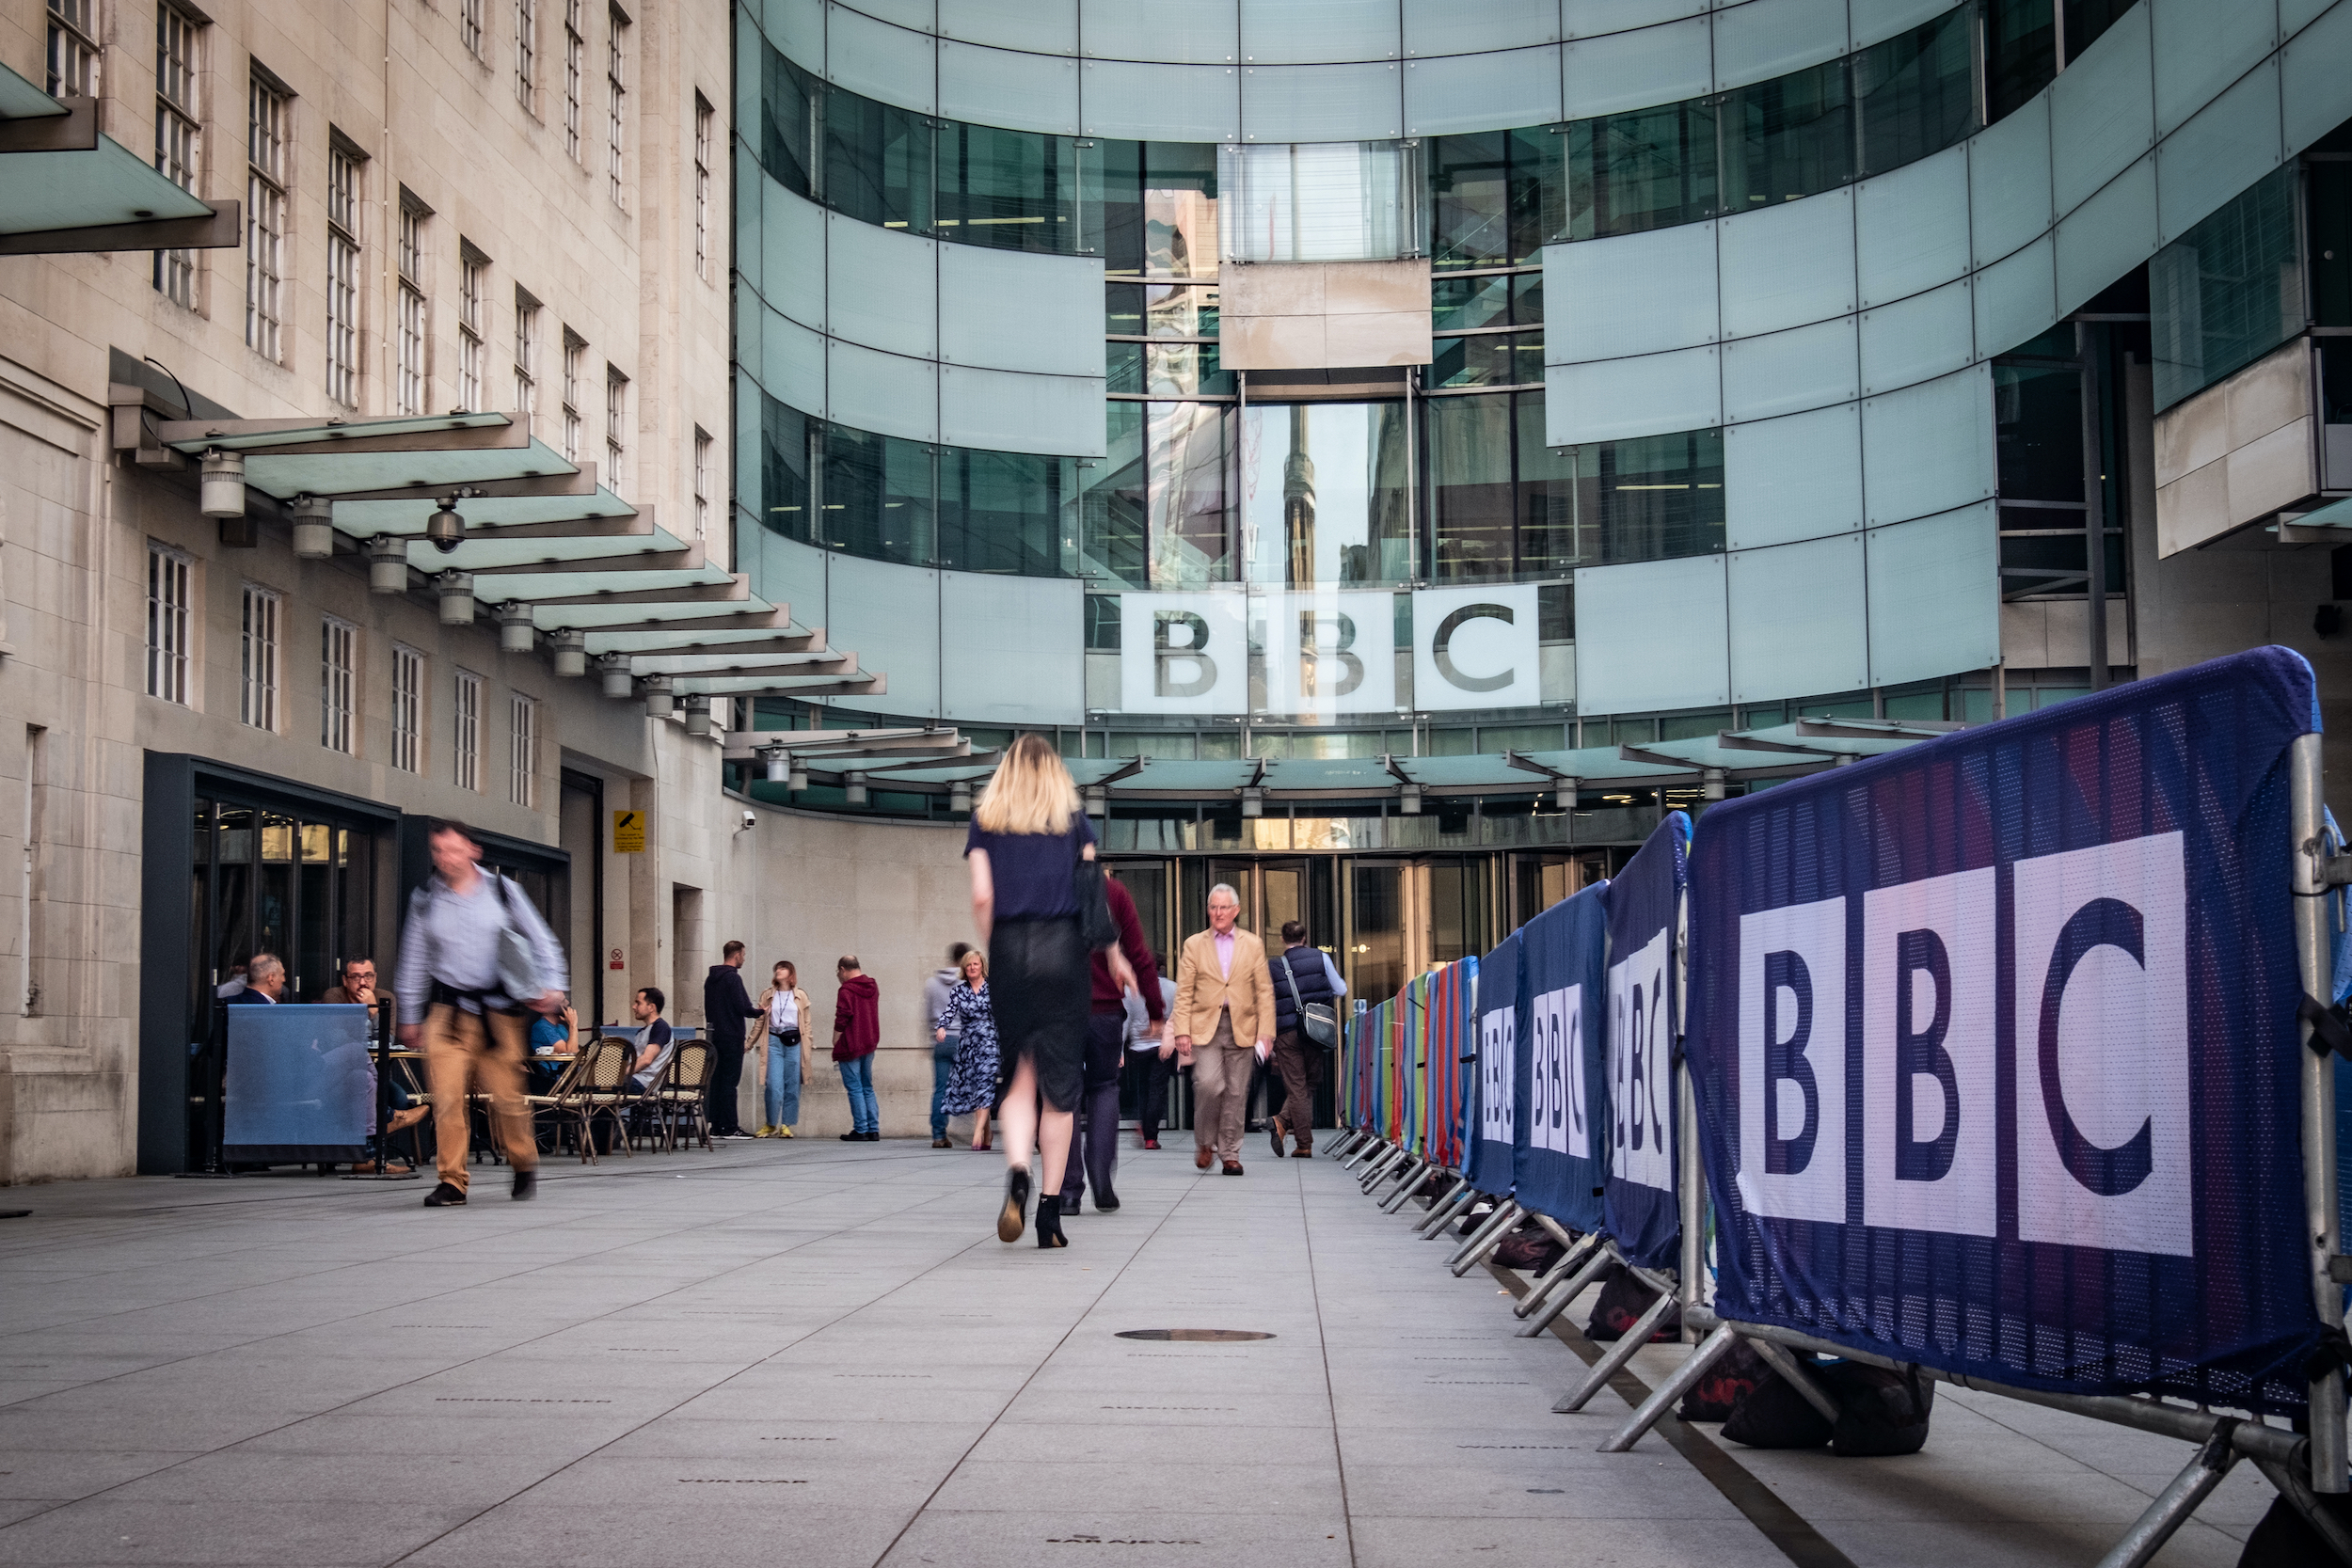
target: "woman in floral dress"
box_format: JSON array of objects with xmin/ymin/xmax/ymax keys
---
[{"xmin": 935, "ymin": 949, "xmax": 1001, "ymax": 1150}]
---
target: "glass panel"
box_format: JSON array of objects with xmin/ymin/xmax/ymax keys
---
[
  {"xmin": 938, "ymin": 40, "xmax": 1079, "ymax": 138},
  {"xmin": 1430, "ymin": 130, "xmax": 1510, "ymax": 269},
  {"xmin": 761, "ymin": 40, "xmax": 818, "ymax": 198},
  {"xmin": 1726, "ymin": 532, "xmax": 1868, "ymax": 705},
  {"xmin": 938, "ymin": 448, "xmax": 1066, "ymax": 575},
  {"xmin": 1853, "ymin": 6, "xmax": 1977, "ymax": 178},
  {"xmin": 826, "ymin": 4, "xmax": 936, "ymax": 115},
  {"xmin": 1866, "ymin": 500, "xmax": 1998, "ymax": 685},
  {"xmin": 1344, "ymin": 862, "xmax": 1405, "ymax": 1003},
  {"xmin": 937, "ymin": 363, "xmax": 1101, "ymax": 454},
  {"xmin": 1854, "ymin": 144, "xmax": 1971, "ymax": 307},
  {"xmin": 1561, "ymin": 99, "xmax": 1717, "ymax": 242},
  {"xmin": 939, "ymin": 245, "xmax": 1101, "ymax": 375},
  {"xmin": 1405, "ymin": 44, "xmax": 1563, "ymax": 139},
  {"xmin": 1986, "ymin": 0, "xmax": 2057, "ymax": 121},
  {"xmin": 1549, "ymin": 218, "xmax": 1717, "ymax": 357},
  {"xmin": 1712, "ymin": 0, "xmax": 1848, "ymax": 90},
  {"xmin": 297, "ymin": 844, "xmax": 331, "ymax": 1002},
  {"xmin": 1148, "ymin": 400, "xmax": 1233, "ymax": 585},
  {"xmin": 1237, "ymin": 402, "xmax": 1410, "ymax": 585},
  {"xmin": 2150, "ymin": 0, "xmax": 2277, "ymax": 139},
  {"xmin": 1240, "ymin": 0, "xmax": 1399, "ymax": 65},
  {"xmin": 2047, "ymin": 4, "xmax": 2151, "ymax": 214},
  {"xmin": 936, "ymin": 122, "xmax": 1080, "ymax": 254},
  {"xmin": 1858, "ymin": 277, "xmax": 1976, "ymax": 395},
  {"xmin": 1720, "ymin": 315, "xmax": 1861, "ymax": 422},
  {"xmin": 1973, "ymin": 232, "xmax": 2058, "ymax": 357},
  {"xmin": 1970, "ymin": 96, "xmax": 2052, "ymax": 267},
  {"xmin": 1545, "ymin": 344, "xmax": 1720, "ymax": 444},
  {"xmin": 1861, "ymin": 362, "xmax": 1994, "ymax": 526},
  {"xmin": 1106, "ymin": 341, "xmax": 1145, "ymax": 393},
  {"xmin": 1570, "ymin": 552, "xmax": 1729, "ymax": 714},
  {"xmin": 1994, "ymin": 360, "xmax": 2083, "ymax": 501},
  {"xmin": 1560, "ymin": 15, "xmax": 1710, "ymax": 119},
  {"xmin": 1427, "ymin": 857, "xmax": 1487, "ymax": 964},
  {"xmin": 826, "ymin": 213, "xmax": 937, "ymax": 357},
  {"xmin": 1147, "ymin": 281, "xmax": 1216, "ymax": 337},
  {"xmin": 261, "ymin": 811, "xmax": 295, "ymax": 862},
  {"xmin": 2312, "ymin": 161, "xmax": 2352, "ymax": 329},
  {"xmin": 1239, "ymin": 61, "xmax": 1405, "ymax": 145},
  {"xmin": 821, "ymin": 86, "xmax": 935, "ymax": 233},
  {"xmin": 215, "ymin": 805, "xmax": 254, "ymax": 990},
  {"xmin": 759, "ymin": 393, "xmax": 813, "ymax": 542},
  {"xmin": 1723, "ymin": 403, "xmax": 1864, "ymax": 548},
  {"xmin": 1079, "ymin": 0, "xmax": 1237, "ymax": 66},
  {"xmin": 1079, "ymin": 59, "xmax": 1240, "ymax": 143},
  {"xmin": 1583, "ymin": 425, "xmax": 1725, "ymax": 563},
  {"xmin": 1719, "ymin": 55, "xmax": 1852, "ymax": 211},
  {"xmin": 1106, "ymin": 281, "xmax": 1145, "ymax": 334},
  {"xmin": 821, "ymin": 422, "xmax": 933, "ymax": 565},
  {"xmin": 2052, "ymin": 156, "xmax": 2155, "ymax": 322},
  {"xmin": 1144, "ymin": 341, "xmax": 1234, "ymax": 396},
  {"xmin": 1429, "ymin": 333, "xmax": 1537, "ymax": 388},
  {"xmin": 2061, "ymin": 0, "xmax": 2132, "ymax": 62},
  {"xmin": 2154, "ymin": 164, "xmax": 2296, "ymax": 411},
  {"xmin": 826, "ymin": 338, "xmax": 939, "ymax": 443},
  {"xmin": 1077, "ymin": 403, "xmax": 1148, "ymax": 584},
  {"xmin": 1719, "ymin": 186, "xmax": 1855, "ymax": 339},
  {"xmin": 2155, "ymin": 64, "xmax": 2285, "ymax": 248},
  {"xmin": 1427, "ymin": 394, "xmax": 1516, "ymax": 579},
  {"xmin": 189, "ymin": 799, "xmax": 213, "ymax": 1026},
  {"xmin": 1516, "ymin": 391, "xmax": 1593, "ymax": 572},
  {"xmin": 1217, "ymin": 141, "xmax": 1414, "ymax": 263}
]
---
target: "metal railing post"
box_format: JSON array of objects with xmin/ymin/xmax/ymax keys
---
[{"xmin": 2293, "ymin": 732, "xmax": 2348, "ymax": 1493}]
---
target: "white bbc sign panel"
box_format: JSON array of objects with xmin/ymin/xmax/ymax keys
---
[
  {"xmin": 1268, "ymin": 589, "xmax": 1396, "ymax": 716},
  {"xmin": 1119, "ymin": 592, "xmax": 1247, "ymax": 715},
  {"xmin": 1480, "ymin": 1005, "xmax": 1517, "ymax": 1146},
  {"xmin": 1729, "ymin": 831, "xmax": 2191, "ymax": 1258},
  {"xmin": 1411, "ymin": 583, "xmax": 1540, "ymax": 712},
  {"xmin": 1529, "ymin": 984, "xmax": 1585, "ymax": 1158},
  {"xmin": 1610, "ymin": 927, "xmax": 1674, "ymax": 1193}
]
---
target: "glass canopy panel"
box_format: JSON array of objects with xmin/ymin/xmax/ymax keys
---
[
  {"xmin": 465, "ymin": 568, "xmax": 738, "ymax": 603},
  {"xmin": 162, "ymin": 412, "xmax": 511, "ymax": 453},
  {"xmin": 403, "ymin": 526, "xmax": 689, "ymax": 570},
  {"xmin": 333, "ymin": 489, "xmax": 636, "ymax": 534},
  {"xmin": 233, "ymin": 437, "xmax": 580, "ymax": 499},
  {"xmin": 0, "ymin": 60, "xmax": 68, "ymax": 118},
  {"xmin": 0, "ymin": 135, "xmax": 217, "ymax": 233}
]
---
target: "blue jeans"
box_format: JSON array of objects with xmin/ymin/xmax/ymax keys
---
[
  {"xmin": 930, "ymin": 1036, "xmax": 958, "ymax": 1137},
  {"xmin": 837, "ymin": 1053, "xmax": 879, "ymax": 1134},
  {"xmin": 765, "ymin": 1032, "xmax": 802, "ymax": 1129}
]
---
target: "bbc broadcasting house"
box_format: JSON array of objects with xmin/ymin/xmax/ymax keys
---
[{"xmin": 0, "ymin": 0, "xmax": 2349, "ymax": 1180}]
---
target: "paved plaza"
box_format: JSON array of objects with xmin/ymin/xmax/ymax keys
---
[{"xmin": 0, "ymin": 1141, "xmax": 2275, "ymax": 1568}]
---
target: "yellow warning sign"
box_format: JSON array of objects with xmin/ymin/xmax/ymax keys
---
[{"xmin": 612, "ymin": 810, "xmax": 646, "ymax": 853}]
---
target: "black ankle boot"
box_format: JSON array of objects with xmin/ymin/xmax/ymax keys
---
[
  {"xmin": 1035, "ymin": 1193, "xmax": 1068, "ymax": 1249},
  {"xmin": 998, "ymin": 1165, "xmax": 1031, "ymax": 1243}
]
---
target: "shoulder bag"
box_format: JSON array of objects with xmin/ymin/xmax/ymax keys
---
[
  {"xmin": 1278, "ymin": 950, "xmax": 1341, "ymax": 1050},
  {"xmin": 1071, "ymin": 829, "xmax": 1119, "ymax": 950}
]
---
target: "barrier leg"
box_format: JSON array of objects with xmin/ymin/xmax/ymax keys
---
[
  {"xmin": 1381, "ymin": 1159, "xmax": 1438, "ymax": 1214},
  {"xmin": 1516, "ymin": 1240, "xmax": 1613, "ymax": 1337},
  {"xmin": 1412, "ymin": 1171, "xmax": 1462, "ymax": 1224},
  {"xmin": 1329, "ymin": 1129, "xmax": 1367, "ymax": 1160},
  {"xmin": 1419, "ymin": 1180, "xmax": 1479, "ymax": 1238},
  {"xmin": 1373, "ymin": 1153, "xmax": 1425, "ymax": 1200},
  {"xmin": 1554, "ymin": 1288, "xmax": 1679, "ymax": 1414},
  {"xmin": 2292, "ymin": 732, "xmax": 2350, "ymax": 1494},
  {"xmin": 1598, "ymin": 1322, "xmax": 1742, "ymax": 1452},
  {"xmin": 1527, "ymin": 1214, "xmax": 1586, "ymax": 1278},
  {"xmin": 1449, "ymin": 1199, "xmax": 1522, "ymax": 1276},
  {"xmin": 2091, "ymin": 1427, "xmax": 2240, "ymax": 1568},
  {"xmin": 1742, "ymin": 1338, "xmax": 1842, "ymax": 1423},
  {"xmin": 1358, "ymin": 1145, "xmax": 1404, "ymax": 1189},
  {"xmin": 2249, "ymin": 1453, "xmax": 2352, "ymax": 1565},
  {"xmin": 1516, "ymin": 1233, "xmax": 1605, "ymax": 1318},
  {"xmin": 1343, "ymin": 1136, "xmax": 1382, "ymax": 1172}
]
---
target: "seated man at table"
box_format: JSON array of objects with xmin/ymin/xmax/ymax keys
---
[
  {"xmin": 321, "ymin": 957, "xmax": 427, "ymax": 1136},
  {"xmin": 626, "ymin": 988, "xmax": 675, "ymax": 1089},
  {"xmin": 225, "ymin": 954, "xmax": 286, "ymax": 1004}
]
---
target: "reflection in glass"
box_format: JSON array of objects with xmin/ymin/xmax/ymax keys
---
[
  {"xmin": 1149, "ymin": 401, "xmax": 1232, "ymax": 586},
  {"xmin": 1855, "ymin": 8, "xmax": 1978, "ymax": 178},
  {"xmin": 824, "ymin": 87, "xmax": 935, "ymax": 232},
  {"xmin": 1432, "ymin": 274, "xmax": 1511, "ymax": 332},
  {"xmin": 1075, "ymin": 402, "xmax": 1148, "ymax": 584},
  {"xmin": 1143, "ymin": 341, "xmax": 1233, "ymax": 397},
  {"xmin": 760, "ymin": 47, "xmax": 818, "ymax": 198},
  {"xmin": 1984, "ymin": 0, "xmax": 2057, "ymax": 121},
  {"xmin": 2151, "ymin": 166, "xmax": 2300, "ymax": 412},
  {"xmin": 1238, "ymin": 403, "xmax": 1409, "ymax": 586},
  {"xmin": 1428, "ymin": 394, "xmax": 1514, "ymax": 578},
  {"xmin": 1345, "ymin": 862, "xmax": 1404, "ymax": 1003},
  {"xmin": 1146, "ymin": 281, "xmax": 1216, "ymax": 338},
  {"xmin": 1564, "ymin": 101, "xmax": 1717, "ymax": 241},
  {"xmin": 938, "ymin": 449, "xmax": 1070, "ymax": 576},
  {"xmin": 261, "ymin": 812, "xmax": 295, "ymax": 862},
  {"xmin": 822, "ymin": 423, "xmax": 932, "ymax": 565},
  {"xmin": 1515, "ymin": 397, "xmax": 1591, "ymax": 576},
  {"xmin": 1721, "ymin": 58, "xmax": 1850, "ymax": 210},
  {"xmin": 936, "ymin": 122, "xmax": 1078, "ymax": 253},
  {"xmin": 1100, "ymin": 140, "xmax": 1219, "ymax": 279},
  {"xmin": 759, "ymin": 397, "xmax": 812, "ymax": 542},
  {"xmin": 1428, "ymin": 333, "xmax": 1538, "ymax": 389},
  {"xmin": 1429, "ymin": 128, "xmax": 1561, "ymax": 267}
]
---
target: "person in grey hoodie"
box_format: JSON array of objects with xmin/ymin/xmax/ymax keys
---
[{"xmin": 925, "ymin": 942, "xmax": 974, "ymax": 1147}]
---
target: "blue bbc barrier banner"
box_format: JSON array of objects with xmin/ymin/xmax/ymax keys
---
[
  {"xmin": 1606, "ymin": 813, "xmax": 1691, "ymax": 1271},
  {"xmin": 1515, "ymin": 880, "xmax": 1611, "ymax": 1233},
  {"xmin": 1469, "ymin": 929, "xmax": 1522, "ymax": 1196},
  {"xmin": 1684, "ymin": 647, "xmax": 2325, "ymax": 1413}
]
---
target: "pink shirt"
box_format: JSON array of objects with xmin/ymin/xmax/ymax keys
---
[{"xmin": 1214, "ymin": 929, "xmax": 1234, "ymax": 978}]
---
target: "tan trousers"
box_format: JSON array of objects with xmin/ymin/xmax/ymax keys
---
[
  {"xmin": 425, "ymin": 1003, "xmax": 536, "ymax": 1193},
  {"xmin": 1192, "ymin": 1009, "xmax": 1250, "ymax": 1165}
]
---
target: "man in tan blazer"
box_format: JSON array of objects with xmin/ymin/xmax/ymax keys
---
[{"xmin": 1172, "ymin": 882, "xmax": 1277, "ymax": 1175}]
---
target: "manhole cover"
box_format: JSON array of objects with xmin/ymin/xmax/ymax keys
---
[{"xmin": 1114, "ymin": 1329, "xmax": 1275, "ymax": 1342}]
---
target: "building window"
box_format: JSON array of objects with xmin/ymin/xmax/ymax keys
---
[
  {"xmin": 46, "ymin": 0, "xmax": 98, "ymax": 98},
  {"xmin": 605, "ymin": 364, "xmax": 628, "ymax": 492},
  {"xmin": 693, "ymin": 94, "xmax": 712, "ymax": 279},
  {"xmin": 246, "ymin": 72, "xmax": 291, "ymax": 363},
  {"xmin": 240, "ymin": 584, "xmax": 281, "ymax": 732},
  {"xmin": 153, "ymin": 4, "xmax": 202, "ymax": 306},
  {"xmin": 390, "ymin": 645, "xmax": 424, "ymax": 772},
  {"xmin": 321, "ymin": 617, "xmax": 357, "ymax": 753},
  {"xmin": 326, "ymin": 143, "xmax": 362, "ymax": 407},
  {"xmin": 460, "ymin": 0, "xmax": 483, "ymax": 58},
  {"xmin": 561, "ymin": 329, "xmax": 584, "ymax": 462},
  {"xmin": 397, "ymin": 195, "xmax": 429, "ymax": 416},
  {"xmin": 692, "ymin": 426, "xmax": 712, "ymax": 541},
  {"xmin": 458, "ymin": 245, "xmax": 486, "ymax": 411},
  {"xmin": 563, "ymin": 0, "xmax": 583, "ymax": 162},
  {"xmin": 514, "ymin": 288, "xmax": 540, "ymax": 432},
  {"xmin": 508, "ymin": 693, "xmax": 537, "ymax": 806},
  {"xmin": 606, "ymin": 7, "xmax": 628, "ymax": 207},
  {"xmin": 146, "ymin": 544, "xmax": 193, "ymax": 705},
  {"xmin": 515, "ymin": 0, "xmax": 536, "ymax": 104},
  {"xmin": 453, "ymin": 670, "xmax": 483, "ymax": 791}
]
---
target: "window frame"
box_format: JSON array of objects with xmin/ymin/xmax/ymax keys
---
[
  {"xmin": 397, "ymin": 196, "xmax": 430, "ymax": 417},
  {"xmin": 453, "ymin": 669, "xmax": 484, "ymax": 792},
  {"xmin": 326, "ymin": 140, "xmax": 363, "ymax": 407},
  {"xmin": 604, "ymin": 363, "xmax": 628, "ymax": 493},
  {"xmin": 239, "ymin": 582, "xmax": 282, "ymax": 733},
  {"xmin": 320, "ymin": 614, "xmax": 358, "ymax": 754},
  {"xmin": 458, "ymin": 245, "xmax": 487, "ymax": 412},
  {"xmin": 245, "ymin": 71, "xmax": 292, "ymax": 363},
  {"xmin": 692, "ymin": 425, "xmax": 712, "ymax": 542},
  {"xmin": 146, "ymin": 542, "xmax": 194, "ymax": 705},
  {"xmin": 561, "ymin": 328, "xmax": 584, "ymax": 463},
  {"xmin": 514, "ymin": 287, "xmax": 540, "ymax": 433},
  {"xmin": 460, "ymin": 0, "xmax": 484, "ymax": 59},
  {"xmin": 153, "ymin": 3, "xmax": 202, "ymax": 306},
  {"xmin": 46, "ymin": 0, "xmax": 99, "ymax": 99},
  {"xmin": 389, "ymin": 643, "xmax": 425, "ymax": 773},
  {"xmin": 606, "ymin": 6, "xmax": 628, "ymax": 207},
  {"xmin": 563, "ymin": 0, "xmax": 584, "ymax": 163},
  {"xmin": 508, "ymin": 691, "xmax": 537, "ymax": 807},
  {"xmin": 516, "ymin": 0, "xmax": 537, "ymax": 104},
  {"xmin": 693, "ymin": 93, "xmax": 712, "ymax": 280}
]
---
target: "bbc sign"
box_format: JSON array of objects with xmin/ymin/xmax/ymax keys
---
[
  {"xmin": 1118, "ymin": 585, "xmax": 1541, "ymax": 716},
  {"xmin": 1733, "ymin": 831, "xmax": 2191, "ymax": 1256}
]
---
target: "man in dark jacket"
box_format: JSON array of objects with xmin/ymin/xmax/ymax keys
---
[
  {"xmin": 1062, "ymin": 877, "xmax": 1163, "ymax": 1213},
  {"xmin": 833, "ymin": 956, "xmax": 882, "ymax": 1140},
  {"xmin": 702, "ymin": 942, "xmax": 764, "ymax": 1138},
  {"xmin": 1267, "ymin": 921, "xmax": 1344, "ymax": 1159}
]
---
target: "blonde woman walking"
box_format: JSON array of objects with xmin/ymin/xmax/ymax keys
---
[
  {"xmin": 965, "ymin": 734, "xmax": 1136, "ymax": 1247},
  {"xmin": 935, "ymin": 948, "xmax": 1001, "ymax": 1149}
]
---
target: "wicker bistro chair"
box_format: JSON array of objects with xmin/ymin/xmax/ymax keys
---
[
  {"xmin": 534, "ymin": 1036, "xmax": 636, "ymax": 1164},
  {"xmin": 655, "ymin": 1039, "xmax": 716, "ymax": 1152},
  {"xmin": 519, "ymin": 1049, "xmax": 591, "ymax": 1159}
]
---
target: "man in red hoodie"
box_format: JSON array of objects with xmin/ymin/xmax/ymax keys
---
[
  {"xmin": 833, "ymin": 956, "xmax": 882, "ymax": 1141},
  {"xmin": 1060, "ymin": 877, "xmax": 1163, "ymax": 1213}
]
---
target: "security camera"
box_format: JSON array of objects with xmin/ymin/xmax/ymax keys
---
[{"xmin": 739, "ymin": 808, "xmax": 757, "ymax": 832}]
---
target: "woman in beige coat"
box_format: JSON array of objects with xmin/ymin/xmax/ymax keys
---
[{"xmin": 754, "ymin": 961, "xmax": 814, "ymax": 1136}]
